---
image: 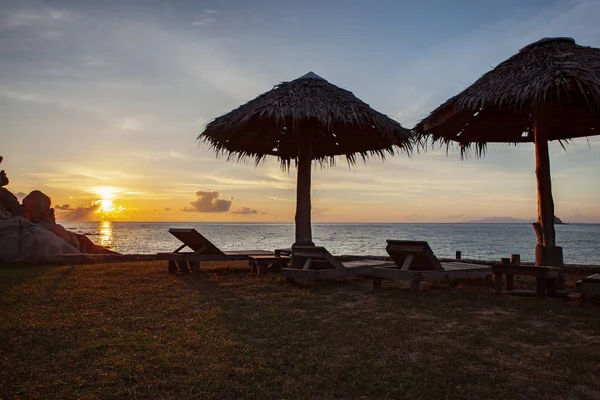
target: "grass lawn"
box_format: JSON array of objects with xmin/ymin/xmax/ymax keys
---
[{"xmin": 1, "ymin": 261, "xmax": 599, "ymax": 399}]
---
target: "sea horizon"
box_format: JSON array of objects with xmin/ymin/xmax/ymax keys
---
[
  {"xmin": 55, "ymin": 220, "xmax": 600, "ymax": 225},
  {"xmin": 59, "ymin": 221, "xmax": 600, "ymax": 265}
]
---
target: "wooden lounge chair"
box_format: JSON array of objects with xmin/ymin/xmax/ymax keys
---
[
  {"xmin": 280, "ymin": 246, "xmax": 394, "ymax": 282},
  {"xmin": 577, "ymin": 274, "xmax": 600, "ymax": 300},
  {"xmin": 157, "ymin": 228, "xmax": 274, "ymax": 273},
  {"xmin": 372, "ymin": 240, "xmax": 492, "ymax": 291}
]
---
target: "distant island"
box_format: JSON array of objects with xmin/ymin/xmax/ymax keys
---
[
  {"xmin": 463, "ymin": 216, "xmax": 568, "ymax": 224},
  {"xmin": 463, "ymin": 217, "xmax": 531, "ymax": 224},
  {"xmin": 554, "ymin": 216, "xmax": 567, "ymax": 225}
]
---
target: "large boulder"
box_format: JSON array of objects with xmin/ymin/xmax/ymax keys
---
[
  {"xmin": 23, "ymin": 190, "xmax": 55, "ymax": 224},
  {"xmin": 0, "ymin": 217, "xmax": 80, "ymax": 262},
  {"xmin": 0, "ymin": 188, "xmax": 25, "ymax": 218}
]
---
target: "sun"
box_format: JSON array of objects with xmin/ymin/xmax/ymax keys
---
[{"xmin": 98, "ymin": 199, "xmax": 114, "ymax": 212}]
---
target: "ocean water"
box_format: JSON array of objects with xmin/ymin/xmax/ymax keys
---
[{"xmin": 59, "ymin": 221, "xmax": 600, "ymax": 265}]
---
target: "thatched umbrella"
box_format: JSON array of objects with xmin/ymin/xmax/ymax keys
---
[
  {"xmin": 200, "ymin": 72, "xmax": 412, "ymax": 247},
  {"xmin": 415, "ymin": 37, "xmax": 600, "ymax": 267}
]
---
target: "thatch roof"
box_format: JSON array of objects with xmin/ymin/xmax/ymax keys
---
[
  {"xmin": 199, "ymin": 72, "xmax": 413, "ymax": 167},
  {"xmin": 415, "ymin": 37, "xmax": 600, "ymax": 156}
]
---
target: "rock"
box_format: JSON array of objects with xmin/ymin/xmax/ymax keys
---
[
  {"xmin": 40, "ymin": 222, "xmax": 81, "ymax": 249},
  {"xmin": 0, "ymin": 187, "xmax": 25, "ymax": 218},
  {"xmin": 0, "ymin": 170, "xmax": 8, "ymax": 187},
  {"xmin": 38, "ymin": 222, "xmax": 119, "ymax": 255},
  {"xmin": 0, "ymin": 205, "xmax": 13, "ymax": 220},
  {"xmin": 74, "ymin": 233, "xmax": 120, "ymax": 255},
  {"xmin": 0, "ymin": 217, "xmax": 80, "ymax": 263},
  {"xmin": 23, "ymin": 190, "xmax": 55, "ymax": 224}
]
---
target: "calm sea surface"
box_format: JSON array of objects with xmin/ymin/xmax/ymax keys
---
[{"xmin": 58, "ymin": 222, "xmax": 600, "ymax": 265}]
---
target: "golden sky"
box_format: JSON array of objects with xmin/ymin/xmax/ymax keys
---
[{"xmin": 1, "ymin": 0, "xmax": 600, "ymax": 223}]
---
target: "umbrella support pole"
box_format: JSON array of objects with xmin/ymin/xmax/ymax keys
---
[
  {"xmin": 534, "ymin": 122, "xmax": 564, "ymax": 286},
  {"xmin": 293, "ymin": 134, "xmax": 314, "ymax": 250}
]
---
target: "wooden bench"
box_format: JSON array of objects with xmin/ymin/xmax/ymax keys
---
[
  {"xmin": 491, "ymin": 264, "xmax": 561, "ymax": 297},
  {"xmin": 372, "ymin": 240, "xmax": 491, "ymax": 291},
  {"xmin": 281, "ymin": 246, "xmax": 394, "ymax": 282},
  {"xmin": 157, "ymin": 228, "xmax": 272, "ymax": 273}
]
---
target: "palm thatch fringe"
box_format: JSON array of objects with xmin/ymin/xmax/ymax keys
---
[
  {"xmin": 414, "ymin": 37, "xmax": 600, "ymax": 158},
  {"xmin": 199, "ymin": 76, "xmax": 413, "ymax": 168}
]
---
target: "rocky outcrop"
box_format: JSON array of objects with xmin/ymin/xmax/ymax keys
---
[
  {"xmin": 0, "ymin": 185, "xmax": 119, "ymax": 263},
  {"xmin": 0, "ymin": 217, "xmax": 80, "ymax": 262},
  {"xmin": 39, "ymin": 222, "xmax": 81, "ymax": 249},
  {"xmin": 39, "ymin": 222, "xmax": 119, "ymax": 255},
  {"xmin": 0, "ymin": 188, "xmax": 25, "ymax": 218},
  {"xmin": 0, "ymin": 156, "xmax": 8, "ymax": 187},
  {"xmin": 74, "ymin": 233, "xmax": 119, "ymax": 255},
  {"xmin": 23, "ymin": 190, "xmax": 55, "ymax": 224},
  {"xmin": 0, "ymin": 171, "xmax": 8, "ymax": 187},
  {"xmin": 0, "ymin": 205, "xmax": 13, "ymax": 220}
]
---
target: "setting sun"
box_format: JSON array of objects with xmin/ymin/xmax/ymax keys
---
[{"xmin": 98, "ymin": 199, "xmax": 114, "ymax": 212}]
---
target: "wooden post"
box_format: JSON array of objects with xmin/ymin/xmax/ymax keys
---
[
  {"xmin": 373, "ymin": 277, "xmax": 382, "ymax": 290},
  {"xmin": 501, "ymin": 258, "xmax": 513, "ymax": 291},
  {"xmin": 510, "ymin": 254, "xmax": 520, "ymax": 266},
  {"xmin": 294, "ymin": 132, "xmax": 314, "ymax": 247},
  {"xmin": 494, "ymin": 272, "xmax": 503, "ymax": 295},
  {"xmin": 411, "ymin": 277, "xmax": 421, "ymax": 292},
  {"xmin": 536, "ymin": 277, "xmax": 547, "ymax": 297},
  {"xmin": 533, "ymin": 120, "xmax": 555, "ymax": 248}
]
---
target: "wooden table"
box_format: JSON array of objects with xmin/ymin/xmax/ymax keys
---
[{"xmin": 492, "ymin": 265, "xmax": 561, "ymax": 297}]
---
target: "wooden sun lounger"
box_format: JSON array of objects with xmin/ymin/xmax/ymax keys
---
[
  {"xmin": 281, "ymin": 246, "xmax": 394, "ymax": 282},
  {"xmin": 372, "ymin": 240, "xmax": 492, "ymax": 291},
  {"xmin": 577, "ymin": 274, "xmax": 600, "ymax": 300},
  {"xmin": 157, "ymin": 228, "xmax": 273, "ymax": 273}
]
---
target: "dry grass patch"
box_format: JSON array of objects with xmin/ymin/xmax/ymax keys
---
[{"xmin": 1, "ymin": 261, "xmax": 599, "ymax": 399}]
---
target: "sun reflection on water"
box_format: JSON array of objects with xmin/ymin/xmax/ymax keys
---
[{"xmin": 99, "ymin": 221, "xmax": 113, "ymax": 248}]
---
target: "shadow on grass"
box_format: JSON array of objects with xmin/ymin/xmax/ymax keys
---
[{"xmin": 0, "ymin": 264, "xmax": 60, "ymax": 291}]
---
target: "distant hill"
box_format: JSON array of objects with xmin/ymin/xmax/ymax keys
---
[
  {"xmin": 464, "ymin": 216, "xmax": 568, "ymax": 224},
  {"xmin": 463, "ymin": 217, "xmax": 532, "ymax": 224}
]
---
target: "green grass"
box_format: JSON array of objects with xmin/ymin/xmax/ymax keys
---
[{"xmin": 1, "ymin": 261, "xmax": 599, "ymax": 399}]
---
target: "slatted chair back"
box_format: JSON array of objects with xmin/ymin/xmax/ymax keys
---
[
  {"xmin": 168, "ymin": 228, "xmax": 225, "ymax": 256},
  {"xmin": 386, "ymin": 240, "xmax": 443, "ymax": 271},
  {"xmin": 292, "ymin": 246, "xmax": 345, "ymax": 270}
]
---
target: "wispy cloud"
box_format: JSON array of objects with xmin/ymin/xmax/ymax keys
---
[
  {"xmin": 191, "ymin": 8, "xmax": 219, "ymax": 26},
  {"xmin": 230, "ymin": 207, "xmax": 259, "ymax": 215},
  {"xmin": 0, "ymin": 7, "xmax": 71, "ymax": 31},
  {"xmin": 113, "ymin": 116, "xmax": 152, "ymax": 133}
]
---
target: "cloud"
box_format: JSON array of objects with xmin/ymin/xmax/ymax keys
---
[
  {"xmin": 405, "ymin": 212, "xmax": 425, "ymax": 222},
  {"xmin": 0, "ymin": 7, "xmax": 71, "ymax": 31},
  {"xmin": 181, "ymin": 191, "xmax": 232, "ymax": 212},
  {"xmin": 113, "ymin": 116, "xmax": 150, "ymax": 133},
  {"xmin": 191, "ymin": 9, "xmax": 218, "ymax": 26},
  {"xmin": 59, "ymin": 202, "xmax": 101, "ymax": 221},
  {"xmin": 230, "ymin": 207, "xmax": 258, "ymax": 214},
  {"xmin": 55, "ymin": 204, "xmax": 72, "ymax": 210}
]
